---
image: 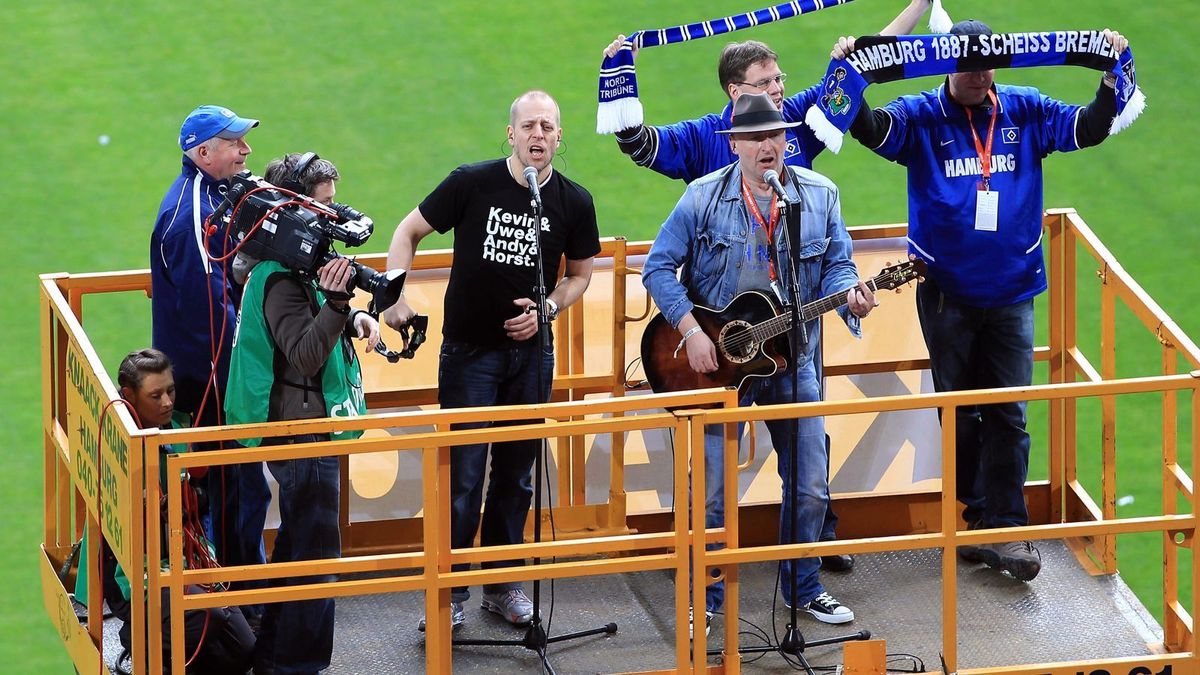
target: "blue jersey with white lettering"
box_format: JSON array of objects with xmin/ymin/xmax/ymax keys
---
[
  {"xmin": 649, "ymin": 83, "xmax": 827, "ymax": 183},
  {"xmin": 872, "ymin": 83, "xmax": 1083, "ymax": 307}
]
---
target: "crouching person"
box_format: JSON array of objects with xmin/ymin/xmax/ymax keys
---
[
  {"xmin": 76, "ymin": 348, "xmax": 255, "ymax": 673},
  {"xmin": 225, "ymin": 256, "xmax": 379, "ymax": 674}
]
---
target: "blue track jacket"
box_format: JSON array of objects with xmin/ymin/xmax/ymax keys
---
[{"xmin": 150, "ymin": 156, "xmax": 241, "ymax": 411}]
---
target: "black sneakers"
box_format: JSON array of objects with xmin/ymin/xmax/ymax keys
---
[{"xmin": 820, "ymin": 554, "xmax": 855, "ymax": 572}]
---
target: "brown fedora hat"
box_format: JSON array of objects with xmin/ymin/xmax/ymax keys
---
[{"xmin": 716, "ymin": 92, "xmax": 803, "ymax": 135}]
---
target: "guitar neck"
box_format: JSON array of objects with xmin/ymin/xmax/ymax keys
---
[
  {"xmin": 758, "ymin": 277, "xmax": 880, "ymax": 340},
  {"xmin": 800, "ymin": 277, "xmax": 878, "ymax": 322}
]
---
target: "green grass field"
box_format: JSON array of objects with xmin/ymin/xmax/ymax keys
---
[{"xmin": 4, "ymin": 1, "xmax": 1197, "ymax": 670}]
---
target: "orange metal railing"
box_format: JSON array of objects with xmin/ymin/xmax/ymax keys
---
[{"xmin": 40, "ymin": 213, "xmax": 1200, "ymax": 673}]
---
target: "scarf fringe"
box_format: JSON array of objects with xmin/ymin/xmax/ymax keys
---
[
  {"xmin": 597, "ymin": 97, "xmax": 645, "ymax": 135},
  {"xmin": 804, "ymin": 104, "xmax": 844, "ymax": 155},
  {"xmin": 1110, "ymin": 86, "xmax": 1145, "ymax": 135},
  {"xmin": 929, "ymin": 0, "xmax": 953, "ymax": 33}
]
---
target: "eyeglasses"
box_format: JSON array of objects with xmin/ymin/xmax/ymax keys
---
[{"xmin": 737, "ymin": 73, "xmax": 787, "ymax": 90}]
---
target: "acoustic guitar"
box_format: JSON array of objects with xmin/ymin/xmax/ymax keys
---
[{"xmin": 640, "ymin": 259, "xmax": 924, "ymax": 395}]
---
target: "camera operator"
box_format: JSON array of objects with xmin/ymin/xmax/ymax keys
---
[
  {"xmin": 224, "ymin": 154, "xmax": 379, "ymax": 674},
  {"xmin": 76, "ymin": 349, "xmax": 255, "ymax": 674},
  {"xmin": 150, "ymin": 104, "xmax": 270, "ymax": 590},
  {"xmin": 264, "ymin": 152, "xmax": 339, "ymax": 205},
  {"xmin": 382, "ymin": 90, "xmax": 600, "ymax": 632}
]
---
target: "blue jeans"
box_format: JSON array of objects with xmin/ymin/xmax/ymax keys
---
[
  {"xmin": 916, "ymin": 280, "xmax": 1034, "ymax": 528},
  {"xmin": 255, "ymin": 435, "xmax": 340, "ymax": 675},
  {"xmin": 439, "ymin": 339, "xmax": 555, "ymax": 604},
  {"xmin": 184, "ymin": 386, "xmax": 270, "ymax": 580},
  {"xmin": 700, "ymin": 359, "xmax": 829, "ymax": 611},
  {"xmin": 209, "ymin": 462, "xmax": 270, "ymax": 568}
]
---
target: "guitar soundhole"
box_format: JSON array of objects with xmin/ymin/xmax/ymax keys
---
[{"xmin": 718, "ymin": 321, "xmax": 757, "ymax": 364}]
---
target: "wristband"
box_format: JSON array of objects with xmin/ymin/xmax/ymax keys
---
[
  {"xmin": 546, "ymin": 298, "xmax": 559, "ymax": 321},
  {"xmin": 674, "ymin": 325, "xmax": 703, "ymax": 359}
]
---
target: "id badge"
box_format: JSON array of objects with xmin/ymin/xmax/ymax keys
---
[{"xmin": 974, "ymin": 189, "xmax": 999, "ymax": 232}]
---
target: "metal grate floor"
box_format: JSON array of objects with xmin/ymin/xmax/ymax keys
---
[{"xmin": 89, "ymin": 539, "xmax": 1163, "ymax": 673}]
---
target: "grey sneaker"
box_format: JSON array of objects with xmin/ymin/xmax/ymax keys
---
[
  {"xmin": 417, "ymin": 601, "xmax": 465, "ymax": 632},
  {"xmin": 482, "ymin": 589, "xmax": 534, "ymax": 626},
  {"xmin": 979, "ymin": 540, "xmax": 1041, "ymax": 581},
  {"xmin": 958, "ymin": 521, "xmax": 986, "ymax": 563}
]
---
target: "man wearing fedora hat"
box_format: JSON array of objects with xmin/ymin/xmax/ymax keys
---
[
  {"xmin": 605, "ymin": 2, "xmax": 933, "ymax": 575},
  {"xmin": 643, "ymin": 92, "xmax": 876, "ymax": 633}
]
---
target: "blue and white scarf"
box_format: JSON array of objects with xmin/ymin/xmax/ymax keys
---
[
  {"xmin": 805, "ymin": 31, "xmax": 1146, "ymax": 153},
  {"xmin": 596, "ymin": 0, "xmax": 857, "ymax": 134}
]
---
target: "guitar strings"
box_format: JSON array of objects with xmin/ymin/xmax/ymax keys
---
[{"xmin": 717, "ymin": 268, "xmax": 911, "ymax": 353}]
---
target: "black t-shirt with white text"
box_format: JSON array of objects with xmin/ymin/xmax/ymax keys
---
[{"xmin": 419, "ymin": 159, "xmax": 601, "ymax": 347}]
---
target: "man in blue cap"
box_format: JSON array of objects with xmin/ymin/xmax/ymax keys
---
[{"xmin": 150, "ymin": 105, "xmax": 271, "ymax": 600}]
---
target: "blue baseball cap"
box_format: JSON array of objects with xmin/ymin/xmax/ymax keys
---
[{"xmin": 179, "ymin": 105, "xmax": 259, "ymax": 151}]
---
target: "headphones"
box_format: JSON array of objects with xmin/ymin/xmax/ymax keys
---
[{"xmin": 281, "ymin": 151, "xmax": 319, "ymax": 194}]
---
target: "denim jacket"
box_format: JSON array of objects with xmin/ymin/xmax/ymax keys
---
[{"xmin": 642, "ymin": 162, "xmax": 861, "ymax": 367}]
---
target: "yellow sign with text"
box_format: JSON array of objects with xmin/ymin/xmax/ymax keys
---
[
  {"xmin": 41, "ymin": 547, "xmax": 110, "ymax": 675},
  {"xmin": 65, "ymin": 335, "xmax": 133, "ymax": 569}
]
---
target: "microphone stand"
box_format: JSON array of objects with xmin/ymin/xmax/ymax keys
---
[
  {"xmin": 708, "ymin": 177, "xmax": 868, "ymax": 671},
  {"xmin": 452, "ymin": 170, "xmax": 617, "ymax": 673}
]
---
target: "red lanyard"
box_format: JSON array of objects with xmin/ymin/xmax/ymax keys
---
[
  {"xmin": 963, "ymin": 89, "xmax": 999, "ymax": 190},
  {"xmin": 740, "ymin": 177, "xmax": 779, "ymax": 281}
]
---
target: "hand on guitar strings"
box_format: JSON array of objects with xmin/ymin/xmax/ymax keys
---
[{"xmin": 846, "ymin": 279, "xmax": 879, "ymax": 319}]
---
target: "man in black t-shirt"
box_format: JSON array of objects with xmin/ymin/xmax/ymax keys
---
[{"xmin": 383, "ymin": 90, "xmax": 600, "ymax": 633}]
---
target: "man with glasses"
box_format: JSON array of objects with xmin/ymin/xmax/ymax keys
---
[
  {"xmin": 602, "ymin": 1, "xmax": 933, "ymax": 182},
  {"xmin": 602, "ymin": 2, "xmax": 931, "ymax": 580}
]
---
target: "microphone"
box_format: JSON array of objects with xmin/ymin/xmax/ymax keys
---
[
  {"xmin": 522, "ymin": 165, "xmax": 543, "ymax": 209},
  {"xmin": 762, "ymin": 169, "xmax": 789, "ymax": 205},
  {"xmin": 211, "ymin": 172, "xmax": 251, "ymax": 221}
]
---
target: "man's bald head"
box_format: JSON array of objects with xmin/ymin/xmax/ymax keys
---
[{"xmin": 510, "ymin": 90, "xmax": 560, "ymax": 126}]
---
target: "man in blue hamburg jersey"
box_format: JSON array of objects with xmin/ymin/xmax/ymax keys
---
[
  {"xmin": 602, "ymin": 1, "xmax": 932, "ymax": 574},
  {"xmin": 836, "ymin": 21, "xmax": 1129, "ymax": 581}
]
